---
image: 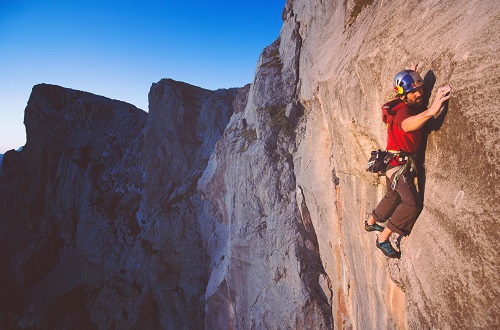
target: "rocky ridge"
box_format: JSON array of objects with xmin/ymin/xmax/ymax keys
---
[
  {"xmin": 0, "ymin": 81, "xmax": 241, "ymax": 328},
  {"xmin": 1, "ymin": 0, "xmax": 499, "ymax": 329}
]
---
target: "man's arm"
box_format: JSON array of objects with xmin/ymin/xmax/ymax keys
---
[{"xmin": 402, "ymin": 85, "xmax": 451, "ymax": 132}]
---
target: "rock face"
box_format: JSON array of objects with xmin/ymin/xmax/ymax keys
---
[
  {"xmin": 1, "ymin": 0, "xmax": 500, "ymax": 329},
  {"xmin": 0, "ymin": 81, "xmax": 240, "ymax": 329},
  {"xmin": 0, "ymin": 83, "xmax": 148, "ymax": 328},
  {"xmin": 202, "ymin": 0, "xmax": 500, "ymax": 328},
  {"xmin": 277, "ymin": 0, "xmax": 500, "ymax": 329}
]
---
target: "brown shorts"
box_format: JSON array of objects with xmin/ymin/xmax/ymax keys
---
[{"xmin": 372, "ymin": 167, "xmax": 422, "ymax": 236}]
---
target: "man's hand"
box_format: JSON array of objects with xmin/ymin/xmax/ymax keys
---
[{"xmin": 429, "ymin": 85, "xmax": 452, "ymax": 117}]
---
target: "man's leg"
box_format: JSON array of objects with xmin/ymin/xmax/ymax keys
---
[
  {"xmin": 374, "ymin": 172, "xmax": 421, "ymax": 258},
  {"xmin": 386, "ymin": 173, "xmax": 422, "ymax": 236},
  {"xmin": 378, "ymin": 226, "xmax": 392, "ymax": 242},
  {"xmin": 366, "ymin": 175, "xmax": 400, "ymax": 228}
]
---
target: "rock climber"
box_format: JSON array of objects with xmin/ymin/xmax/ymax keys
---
[{"xmin": 365, "ymin": 65, "xmax": 451, "ymax": 258}]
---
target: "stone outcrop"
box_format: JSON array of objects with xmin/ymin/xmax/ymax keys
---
[
  {"xmin": 198, "ymin": 32, "xmax": 334, "ymax": 328},
  {"xmin": 198, "ymin": 0, "xmax": 500, "ymax": 328},
  {"xmin": 1, "ymin": 0, "xmax": 499, "ymax": 329},
  {"xmin": 279, "ymin": 0, "xmax": 500, "ymax": 328},
  {"xmin": 0, "ymin": 81, "xmax": 241, "ymax": 328},
  {"xmin": 0, "ymin": 83, "xmax": 148, "ymax": 328}
]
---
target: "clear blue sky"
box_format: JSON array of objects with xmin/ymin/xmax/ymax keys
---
[{"xmin": 0, "ymin": 0, "xmax": 285, "ymax": 153}]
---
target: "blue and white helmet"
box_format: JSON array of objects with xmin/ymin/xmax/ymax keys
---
[{"xmin": 393, "ymin": 70, "xmax": 424, "ymax": 94}]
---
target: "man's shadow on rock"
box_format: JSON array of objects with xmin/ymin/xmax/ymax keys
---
[{"xmin": 416, "ymin": 70, "xmax": 449, "ymax": 204}]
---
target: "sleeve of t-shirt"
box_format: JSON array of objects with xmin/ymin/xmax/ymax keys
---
[{"xmin": 393, "ymin": 109, "xmax": 412, "ymax": 129}]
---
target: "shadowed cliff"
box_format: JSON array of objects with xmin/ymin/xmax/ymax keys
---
[{"xmin": 0, "ymin": 81, "xmax": 242, "ymax": 328}]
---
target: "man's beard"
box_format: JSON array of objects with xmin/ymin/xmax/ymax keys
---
[{"xmin": 407, "ymin": 98, "xmax": 423, "ymax": 111}]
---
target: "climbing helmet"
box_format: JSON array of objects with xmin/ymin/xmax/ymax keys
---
[{"xmin": 393, "ymin": 70, "xmax": 424, "ymax": 94}]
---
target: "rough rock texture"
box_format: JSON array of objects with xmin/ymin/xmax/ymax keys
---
[
  {"xmin": 1, "ymin": 0, "xmax": 499, "ymax": 329},
  {"xmin": 199, "ymin": 0, "xmax": 499, "ymax": 329},
  {"xmin": 198, "ymin": 34, "xmax": 334, "ymax": 328},
  {"xmin": 0, "ymin": 81, "xmax": 241, "ymax": 329},
  {"xmin": 280, "ymin": 0, "xmax": 499, "ymax": 329},
  {"xmin": 0, "ymin": 84, "xmax": 148, "ymax": 328}
]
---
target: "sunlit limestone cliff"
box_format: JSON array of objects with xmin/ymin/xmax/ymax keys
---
[{"xmin": 1, "ymin": 0, "xmax": 499, "ymax": 329}]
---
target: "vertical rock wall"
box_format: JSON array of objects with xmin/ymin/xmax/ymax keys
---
[
  {"xmin": 198, "ymin": 16, "xmax": 334, "ymax": 328},
  {"xmin": 0, "ymin": 84, "xmax": 148, "ymax": 328},
  {"xmin": 277, "ymin": 0, "xmax": 499, "ymax": 328},
  {"xmin": 0, "ymin": 81, "xmax": 242, "ymax": 329},
  {"xmin": 199, "ymin": 0, "xmax": 499, "ymax": 328}
]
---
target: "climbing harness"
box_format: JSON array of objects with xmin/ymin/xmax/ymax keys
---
[
  {"xmin": 386, "ymin": 150, "xmax": 417, "ymax": 190},
  {"xmin": 367, "ymin": 150, "xmax": 417, "ymax": 189}
]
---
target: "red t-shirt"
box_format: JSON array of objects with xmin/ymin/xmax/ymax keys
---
[{"xmin": 382, "ymin": 99, "xmax": 422, "ymax": 154}]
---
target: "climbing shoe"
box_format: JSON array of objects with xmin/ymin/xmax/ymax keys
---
[
  {"xmin": 376, "ymin": 239, "xmax": 401, "ymax": 259},
  {"xmin": 364, "ymin": 221, "xmax": 384, "ymax": 232}
]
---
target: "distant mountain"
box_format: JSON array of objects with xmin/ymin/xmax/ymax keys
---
[
  {"xmin": 0, "ymin": 81, "xmax": 240, "ymax": 329},
  {"xmin": 0, "ymin": 153, "xmax": 3, "ymax": 173}
]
